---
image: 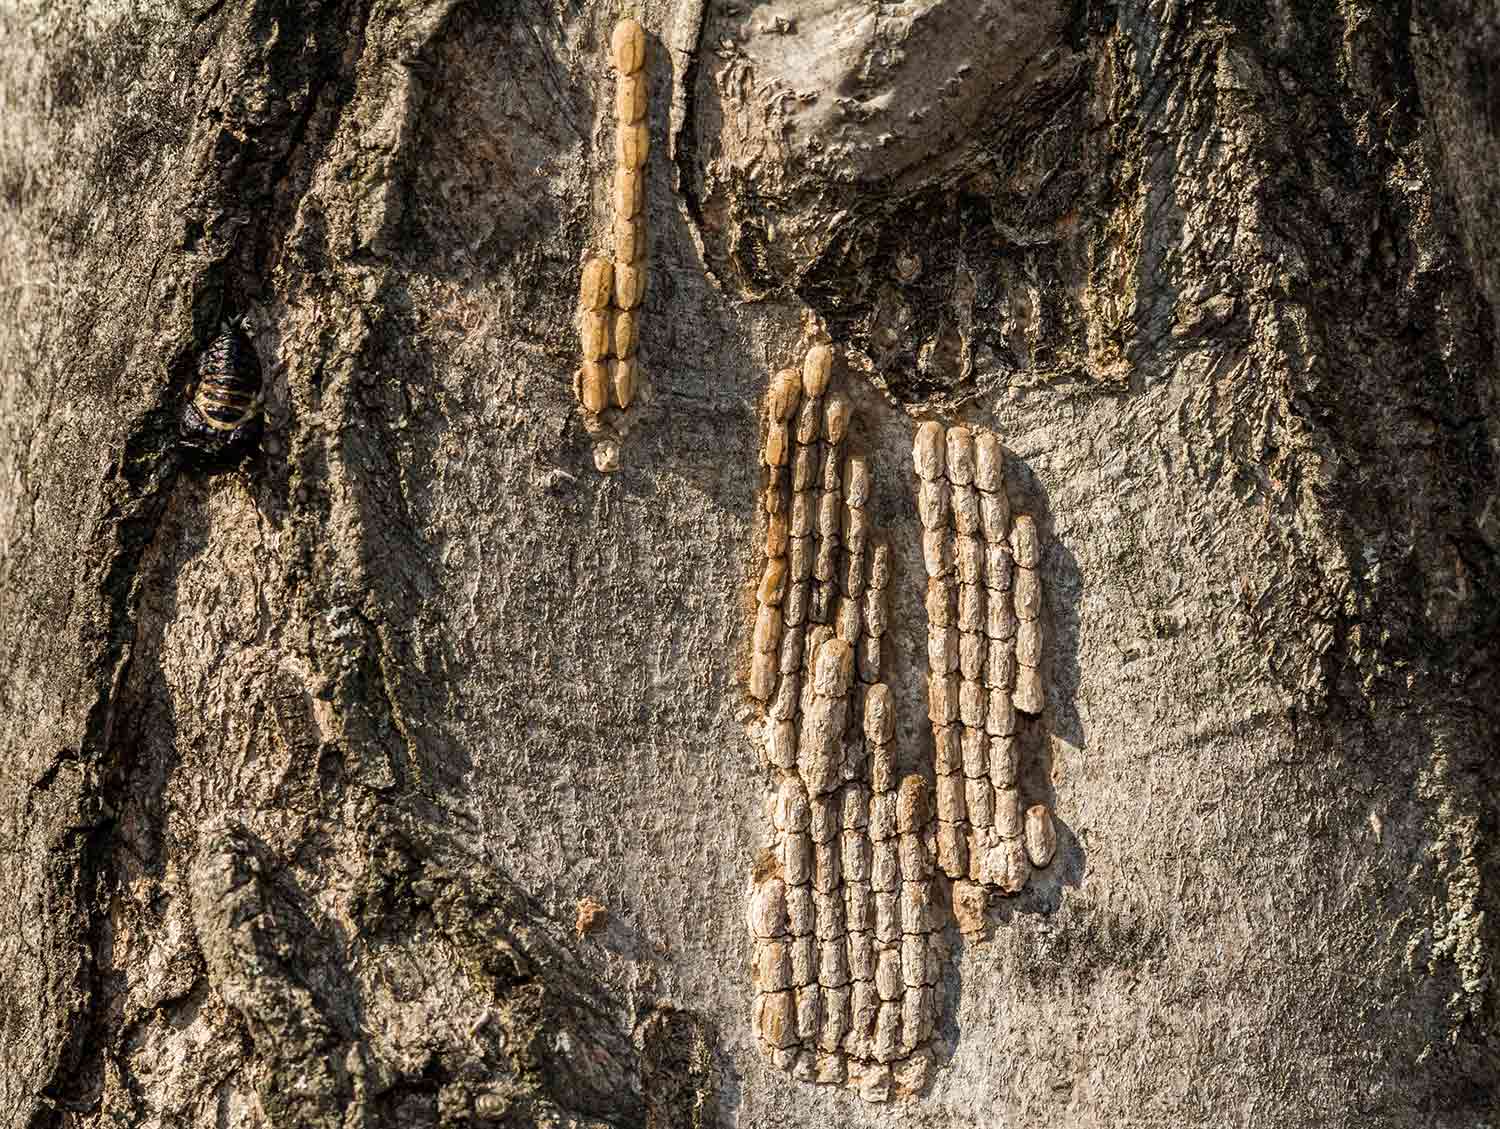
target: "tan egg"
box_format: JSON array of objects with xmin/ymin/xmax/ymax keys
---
[
  {"xmin": 958, "ymin": 678, "xmax": 986, "ymax": 729},
  {"xmin": 579, "ymin": 310, "xmax": 610, "ymax": 361},
  {"xmin": 945, "ymin": 426, "xmax": 975, "ymax": 485},
  {"xmin": 749, "ymin": 651, "xmax": 777, "ymax": 700},
  {"xmin": 812, "ymin": 637, "xmax": 854, "ymax": 698},
  {"xmin": 957, "ymin": 583, "xmax": 984, "ymax": 633},
  {"xmin": 1016, "ymin": 617, "xmax": 1043, "ymax": 666},
  {"xmin": 935, "ymin": 771, "xmax": 965, "ymax": 824},
  {"xmin": 965, "ymin": 776, "xmax": 995, "ymax": 827},
  {"xmin": 951, "ymin": 482, "xmax": 981, "ymax": 535},
  {"xmin": 896, "ymin": 774, "xmax": 930, "ymax": 833},
  {"xmin": 993, "ymin": 787, "xmax": 1024, "ymax": 839},
  {"xmin": 613, "ymin": 260, "xmax": 647, "ymax": 310},
  {"xmin": 989, "ymin": 733, "xmax": 1019, "ymax": 788},
  {"xmin": 613, "ymin": 164, "xmax": 643, "ymax": 217},
  {"xmin": 872, "ymin": 838, "xmax": 900, "ymax": 892},
  {"xmin": 1025, "ymin": 804, "xmax": 1057, "ymax": 867},
  {"xmin": 925, "ymin": 576, "xmax": 955, "ymax": 627},
  {"xmin": 935, "ymin": 821, "xmax": 967, "ymax": 879},
  {"xmin": 959, "ymin": 631, "xmax": 985, "ymax": 681},
  {"xmin": 862, "ymin": 683, "xmax": 895, "ymax": 744},
  {"xmin": 842, "ymin": 830, "xmax": 872, "ymax": 884},
  {"xmin": 841, "ymin": 504, "xmax": 870, "ymax": 555},
  {"xmin": 874, "ymin": 892, "xmax": 901, "ymax": 944},
  {"xmin": 900, "ymin": 932, "xmax": 931, "ymax": 990},
  {"xmin": 898, "ymin": 831, "xmax": 932, "ymax": 882},
  {"xmin": 986, "ymin": 591, "xmax": 1018, "ymax": 641},
  {"xmin": 873, "ymin": 1002, "xmax": 902, "ymax": 1064},
  {"xmin": 795, "ymin": 395, "xmax": 822, "ymax": 445},
  {"xmin": 927, "ymin": 673, "xmax": 959, "ymax": 725},
  {"xmin": 863, "ymin": 585, "xmax": 888, "ymax": 638},
  {"xmin": 784, "ymin": 829, "xmax": 813, "ymax": 886},
  {"xmin": 766, "ymin": 511, "xmax": 789, "ymax": 561},
  {"xmin": 1013, "ymin": 664, "xmax": 1045, "ymax": 714},
  {"xmin": 981, "ymin": 490, "xmax": 1011, "ymax": 543},
  {"xmin": 611, "ymin": 308, "xmax": 639, "ymax": 358},
  {"xmin": 812, "ymin": 885, "xmax": 844, "ymax": 932},
  {"xmin": 846, "ymin": 926, "xmax": 874, "ymax": 979},
  {"xmin": 1014, "ymin": 564, "xmax": 1042, "ymax": 621},
  {"xmin": 985, "ymin": 541, "xmax": 1014, "ymax": 591},
  {"xmin": 984, "ymin": 638, "xmax": 1016, "ymax": 690},
  {"xmin": 768, "ymin": 367, "xmax": 802, "ymax": 421},
  {"xmin": 817, "ymin": 489, "xmax": 841, "ymax": 540},
  {"xmin": 960, "ymin": 727, "xmax": 989, "ymax": 778},
  {"xmin": 613, "ymin": 211, "xmax": 646, "ymax": 262},
  {"xmin": 754, "ymin": 990, "xmax": 797, "ymax": 1049},
  {"xmin": 611, "ymin": 17, "xmax": 646, "ymax": 74},
  {"xmin": 758, "ymin": 556, "xmax": 788, "ymax": 606},
  {"xmin": 796, "ymin": 984, "xmax": 821, "ymax": 1042},
  {"xmin": 749, "ymin": 877, "xmax": 789, "ymax": 937},
  {"xmin": 922, "ymin": 528, "xmax": 954, "ymax": 578},
  {"xmin": 767, "ymin": 719, "xmax": 797, "ymax": 768},
  {"xmin": 912, "ymin": 421, "xmax": 945, "ymax": 480},
  {"xmin": 616, "ymin": 119, "xmax": 650, "ymax": 169},
  {"xmin": 578, "ymin": 257, "xmax": 613, "ymax": 310},
  {"xmin": 616, "ymin": 68, "xmax": 647, "ymax": 123},
  {"xmin": 932, "ymin": 724, "xmax": 962, "ymax": 775},
  {"xmin": 917, "ymin": 477, "xmax": 950, "ymax": 530},
  {"xmin": 823, "ymin": 393, "xmax": 851, "ymax": 444},
  {"xmin": 985, "ymin": 689, "xmax": 1016, "ymax": 737},
  {"xmin": 606, "ymin": 357, "xmax": 634, "ymax": 410},
  {"xmin": 1010, "ymin": 514, "xmax": 1040, "ymax": 568},
  {"xmin": 868, "ymin": 791, "xmax": 897, "ymax": 841},
  {"xmin": 791, "ymin": 443, "xmax": 818, "ymax": 490},
  {"xmin": 754, "ymin": 603, "xmax": 783, "ymax": 654},
  {"xmin": 868, "ymin": 539, "xmax": 892, "ymax": 589},
  {"xmin": 973, "ymin": 430, "xmax": 1004, "ymax": 492},
  {"xmin": 579, "ymin": 360, "xmax": 609, "ymax": 414},
  {"xmin": 841, "ymin": 548, "xmax": 866, "ymax": 599},
  {"xmin": 763, "ymin": 420, "xmax": 790, "ymax": 468},
  {"xmin": 754, "ymin": 940, "xmax": 792, "ymax": 992},
  {"xmin": 927, "ymin": 624, "xmax": 958, "ymax": 674},
  {"xmin": 803, "ymin": 343, "xmax": 833, "ymax": 396},
  {"xmin": 857, "ymin": 632, "xmax": 883, "ymax": 684},
  {"xmin": 786, "ymin": 884, "xmax": 815, "ymax": 935},
  {"xmin": 955, "ymin": 533, "xmax": 983, "ymax": 585},
  {"xmin": 843, "ymin": 454, "xmax": 870, "ymax": 508}
]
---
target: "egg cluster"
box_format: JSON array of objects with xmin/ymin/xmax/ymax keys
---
[
  {"xmin": 913, "ymin": 422, "xmax": 1055, "ymax": 897},
  {"xmin": 575, "ymin": 18, "xmax": 650, "ymax": 473},
  {"xmin": 746, "ymin": 354, "xmax": 1061, "ymax": 1101}
]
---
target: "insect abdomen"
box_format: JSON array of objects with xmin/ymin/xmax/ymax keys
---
[{"xmin": 192, "ymin": 326, "xmax": 262, "ymax": 430}]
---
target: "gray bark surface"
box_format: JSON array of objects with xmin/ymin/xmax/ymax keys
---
[{"xmin": 0, "ymin": 1, "xmax": 1495, "ymax": 1126}]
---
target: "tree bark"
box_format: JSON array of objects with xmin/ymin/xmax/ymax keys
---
[{"xmin": 0, "ymin": 1, "xmax": 1495, "ymax": 1127}]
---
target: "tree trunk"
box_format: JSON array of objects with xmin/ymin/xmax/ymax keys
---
[{"xmin": 0, "ymin": 1, "xmax": 1495, "ymax": 1126}]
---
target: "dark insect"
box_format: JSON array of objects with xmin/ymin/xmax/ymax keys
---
[{"xmin": 179, "ymin": 321, "xmax": 264, "ymax": 458}]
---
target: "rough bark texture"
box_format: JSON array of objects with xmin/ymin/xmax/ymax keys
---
[{"xmin": 0, "ymin": 1, "xmax": 1496, "ymax": 1126}]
